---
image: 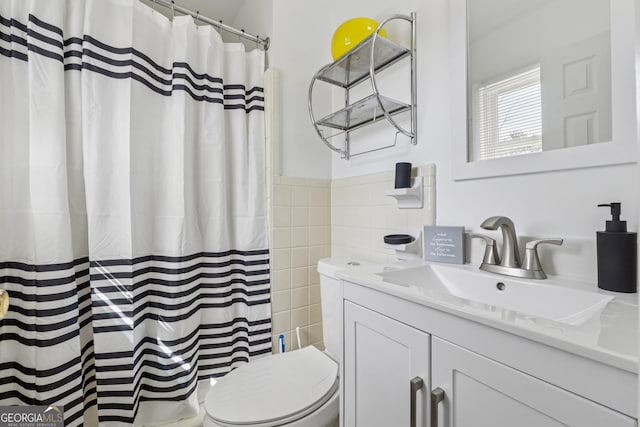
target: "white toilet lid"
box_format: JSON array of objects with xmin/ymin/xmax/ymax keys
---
[{"xmin": 205, "ymin": 346, "xmax": 338, "ymax": 426}]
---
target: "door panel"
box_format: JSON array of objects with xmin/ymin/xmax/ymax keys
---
[
  {"xmin": 343, "ymin": 301, "xmax": 430, "ymax": 427},
  {"xmin": 541, "ymin": 31, "xmax": 611, "ymax": 150},
  {"xmin": 432, "ymin": 337, "xmax": 635, "ymax": 427}
]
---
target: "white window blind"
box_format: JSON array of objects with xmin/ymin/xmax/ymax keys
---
[{"xmin": 472, "ymin": 66, "xmax": 542, "ymax": 161}]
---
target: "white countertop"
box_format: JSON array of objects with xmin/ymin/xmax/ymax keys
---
[{"xmin": 337, "ymin": 259, "xmax": 638, "ymax": 373}]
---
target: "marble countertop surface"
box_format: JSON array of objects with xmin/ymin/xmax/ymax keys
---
[{"xmin": 336, "ymin": 259, "xmax": 638, "ymax": 373}]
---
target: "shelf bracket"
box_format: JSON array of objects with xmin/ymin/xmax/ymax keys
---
[{"xmin": 385, "ymin": 176, "xmax": 423, "ymax": 209}]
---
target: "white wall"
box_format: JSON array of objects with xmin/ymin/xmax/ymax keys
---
[
  {"xmin": 230, "ymin": 0, "xmax": 273, "ymax": 52},
  {"xmin": 469, "ymin": 0, "xmax": 610, "ymax": 83},
  {"xmin": 268, "ymin": 0, "xmax": 334, "ymax": 179},
  {"xmin": 271, "ymin": 0, "xmax": 639, "ymax": 282}
]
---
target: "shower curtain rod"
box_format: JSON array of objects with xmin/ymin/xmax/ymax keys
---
[{"xmin": 151, "ymin": 0, "xmax": 270, "ymax": 50}]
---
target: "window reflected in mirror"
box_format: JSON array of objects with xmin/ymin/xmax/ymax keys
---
[{"xmin": 471, "ymin": 66, "xmax": 542, "ymax": 160}]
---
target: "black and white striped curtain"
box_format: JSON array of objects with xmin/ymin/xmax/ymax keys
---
[{"xmin": 0, "ymin": 1, "xmax": 271, "ymax": 425}]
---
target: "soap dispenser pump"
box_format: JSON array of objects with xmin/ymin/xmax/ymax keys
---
[{"xmin": 596, "ymin": 203, "xmax": 637, "ymax": 293}]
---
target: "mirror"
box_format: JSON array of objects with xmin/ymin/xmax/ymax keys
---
[
  {"xmin": 468, "ymin": 0, "xmax": 611, "ymax": 161},
  {"xmin": 450, "ymin": 0, "xmax": 637, "ymax": 180}
]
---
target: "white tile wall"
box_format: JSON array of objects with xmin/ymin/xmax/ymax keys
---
[
  {"xmin": 268, "ymin": 164, "xmax": 435, "ymax": 353},
  {"xmin": 331, "ymin": 164, "xmax": 437, "ymax": 263},
  {"xmin": 266, "ymin": 69, "xmax": 331, "ymax": 354},
  {"xmin": 269, "ymin": 174, "xmax": 331, "ymax": 353}
]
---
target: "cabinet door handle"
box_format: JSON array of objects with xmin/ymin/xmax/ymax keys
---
[
  {"xmin": 410, "ymin": 376, "xmax": 424, "ymax": 427},
  {"xmin": 430, "ymin": 387, "xmax": 445, "ymax": 427}
]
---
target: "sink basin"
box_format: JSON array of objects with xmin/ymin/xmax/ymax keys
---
[{"xmin": 376, "ymin": 264, "xmax": 613, "ymax": 326}]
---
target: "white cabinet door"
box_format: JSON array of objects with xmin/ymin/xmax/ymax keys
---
[
  {"xmin": 343, "ymin": 301, "xmax": 430, "ymax": 427},
  {"xmin": 431, "ymin": 337, "xmax": 636, "ymax": 427}
]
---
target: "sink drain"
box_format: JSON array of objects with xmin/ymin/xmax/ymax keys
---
[{"xmin": 496, "ymin": 282, "xmax": 506, "ymax": 291}]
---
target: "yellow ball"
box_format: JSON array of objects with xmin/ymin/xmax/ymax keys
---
[{"xmin": 331, "ymin": 17, "xmax": 387, "ymax": 60}]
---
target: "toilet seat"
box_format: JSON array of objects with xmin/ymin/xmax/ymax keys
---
[{"xmin": 205, "ymin": 346, "xmax": 338, "ymax": 427}]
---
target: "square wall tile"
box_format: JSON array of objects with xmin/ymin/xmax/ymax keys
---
[
  {"xmin": 291, "ymin": 307, "xmax": 309, "ymax": 328},
  {"xmin": 273, "ymin": 206, "xmax": 291, "ymax": 227},
  {"xmin": 309, "ymin": 187, "xmax": 330, "ymax": 206},
  {"xmin": 368, "ymin": 182, "xmax": 392, "ymax": 206},
  {"xmin": 309, "ymin": 267, "xmax": 320, "ymax": 285},
  {"xmin": 272, "ymin": 311, "xmax": 290, "ymax": 334},
  {"xmin": 273, "ymin": 185, "xmax": 291, "ymax": 206},
  {"xmin": 272, "ymin": 227, "xmax": 291, "ymax": 249},
  {"xmin": 291, "ymin": 247, "xmax": 309, "ymax": 268},
  {"xmin": 331, "ymin": 226, "xmax": 349, "ymax": 247},
  {"xmin": 309, "ymin": 303, "xmax": 322, "ymax": 324},
  {"xmin": 309, "ymin": 285, "xmax": 321, "ymax": 304},
  {"xmin": 291, "ymin": 267, "xmax": 309, "ymax": 288},
  {"xmin": 348, "ymin": 185, "xmax": 370, "ymax": 207},
  {"xmin": 331, "ymin": 186, "xmax": 348, "ymax": 207},
  {"xmin": 309, "ymin": 226, "xmax": 330, "ymax": 245},
  {"xmin": 291, "ymin": 186, "xmax": 309, "ymax": 206},
  {"xmin": 271, "ymin": 290, "xmax": 291, "ymax": 313},
  {"xmin": 309, "ymin": 207, "xmax": 330, "ymax": 226},
  {"xmin": 291, "ymin": 227, "xmax": 309, "ymax": 247},
  {"xmin": 272, "ymin": 248, "xmax": 291, "ymax": 271},
  {"xmin": 291, "ymin": 287, "xmax": 309, "ymax": 309},
  {"xmin": 271, "ymin": 269, "xmax": 291, "ymax": 291},
  {"xmin": 339, "ymin": 206, "xmax": 356, "ymax": 228},
  {"xmin": 309, "ymin": 245, "xmax": 330, "ymax": 266},
  {"xmin": 291, "ymin": 207, "xmax": 309, "ymax": 227},
  {"xmin": 331, "ymin": 207, "xmax": 346, "ymax": 227}
]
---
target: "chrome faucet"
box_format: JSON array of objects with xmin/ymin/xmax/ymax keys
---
[
  {"xmin": 470, "ymin": 216, "xmax": 563, "ymax": 280},
  {"xmin": 480, "ymin": 216, "xmax": 521, "ymax": 268}
]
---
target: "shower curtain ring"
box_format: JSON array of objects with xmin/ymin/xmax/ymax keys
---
[
  {"xmin": 239, "ymin": 29, "xmax": 245, "ymax": 42},
  {"xmin": 171, "ymin": 0, "xmax": 175, "ymax": 19},
  {"xmin": 195, "ymin": 10, "xmax": 200, "ymax": 24}
]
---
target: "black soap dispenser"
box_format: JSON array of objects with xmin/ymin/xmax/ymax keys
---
[{"xmin": 596, "ymin": 203, "xmax": 637, "ymax": 293}]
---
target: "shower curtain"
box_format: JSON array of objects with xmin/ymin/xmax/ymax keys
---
[{"xmin": 0, "ymin": 1, "xmax": 271, "ymax": 426}]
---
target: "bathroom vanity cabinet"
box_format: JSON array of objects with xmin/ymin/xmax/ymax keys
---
[
  {"xmin": 343, "ymin": 301, "xmax": 430, "ymax": 426},
  {"xmin": 342, "ymin": 281, "xmax": 637, "ymax": 427},
  {"xmin": 431, "ymin": 337, "xmax": 634, "ymax": 427}
]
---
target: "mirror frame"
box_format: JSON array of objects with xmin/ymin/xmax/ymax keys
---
[{"xmin": 450, "ymin": 0, "xmax": 638, "ymax": 181}]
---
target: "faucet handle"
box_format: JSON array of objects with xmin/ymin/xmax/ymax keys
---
[
  {"xmin": 525, "ymin": 238, "xmax": 563, "ymax": 250},
  {"xmin": 469, "ymin": 233, "xmax": 500, "ymax": 265},
  {"xmin": 522, "ymin": 238, "xmax": 563, "ymax": 278}
]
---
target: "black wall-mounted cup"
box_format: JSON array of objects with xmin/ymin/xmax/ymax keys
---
[{"xmin": 394, "ymin": 162, "xmax": 412, "ymax": 189}]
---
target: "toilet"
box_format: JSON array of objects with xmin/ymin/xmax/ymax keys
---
[{"xmin": 203, "ymin": 258, "xmax": 364, "ymax": 427}]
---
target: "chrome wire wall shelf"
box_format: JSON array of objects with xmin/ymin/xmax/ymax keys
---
[
  {"xmin": 315, "ymin": 94, "xmax": 411, "ymax": 131},
  {"xmin": 308, "ymin": 13, "xmax": 417, "ymax": 160}
]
